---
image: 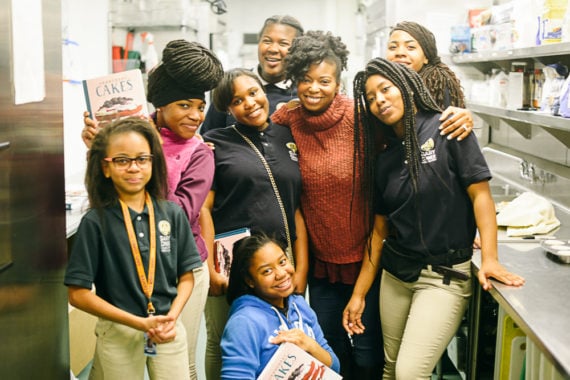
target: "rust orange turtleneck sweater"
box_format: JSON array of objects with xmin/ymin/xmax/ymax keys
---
[{"xmin": 272, "ymin": 94, "xmax": 367, "ymax": 284}]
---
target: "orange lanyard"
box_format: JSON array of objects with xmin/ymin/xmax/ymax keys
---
[{"xmin": 119, "ymin": 192, "xmax": 157, "ymax": 315}]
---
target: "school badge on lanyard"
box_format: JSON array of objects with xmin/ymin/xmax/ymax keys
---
[{"xmin": 158, "ymin": 220, "xmax": 171, "ymax": 253}]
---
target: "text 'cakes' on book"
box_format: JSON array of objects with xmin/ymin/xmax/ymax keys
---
[
  {"xmin": 83, "ymin": 69, "xmax": 149, "ymax": 125},
  {"xmin": 257, "ymin": 342, "xmax": 342, "ymax": 380}
]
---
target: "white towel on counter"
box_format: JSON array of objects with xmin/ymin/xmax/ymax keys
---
[{"xmin": 496, "ymin": 192, "xmax": 561, "ymax": 237}]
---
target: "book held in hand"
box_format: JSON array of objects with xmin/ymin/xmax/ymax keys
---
[
  {"xmin": 258, "ymin": 342, "xmax": 342, "ymax": 380},
  {"xmin": 214, "ymin": 227, "xmax": 251, "ymax": 278},
  {"xmin": 83, "ymin": 69, "xmax": 149, "ymax": 125}
]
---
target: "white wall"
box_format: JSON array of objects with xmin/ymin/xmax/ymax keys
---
[
  {"xmin": 219, "ymin": 0, "xmax": 362, "ymax": 92},
  {"xmin": 62, "ymin": 0, "xmax": 110, "ymax": 185}
]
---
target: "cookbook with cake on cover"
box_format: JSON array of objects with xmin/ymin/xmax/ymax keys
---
[
  {"xmin": 258, "ymin": 342, "xmax": 342, "ymax": 380},
  {"xmin": 83, "ymin": 69, "xmax": 149, "ymax": 125}
]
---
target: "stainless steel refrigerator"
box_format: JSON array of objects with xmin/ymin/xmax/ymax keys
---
[{"xmin": 0, "ymin": 0, "xmax": 70, "ymax": 378}]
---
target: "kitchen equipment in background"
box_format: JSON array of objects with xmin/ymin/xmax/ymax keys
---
[
  {"xmin": 494, "ymin": 307, "xmax": 526, "ymax": 380},
  {"xmin": 541, "ymin": 239, "xmax": 570, "ymax": 263},
  {"xmin": 507, "ymin": 62, "xmax": 532, "ymax": 110},
  {"xmin": 112, "ymin": 29, "xmax": 142, "ymax": 73},
  {"xmin": 540, "ymin": 63, "xmax": 568, "ymax": 115}
]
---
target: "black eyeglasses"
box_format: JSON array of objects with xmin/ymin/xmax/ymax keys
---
[{"xmin": 103, "ymin": 155, "xmax": 153, "ymax": 169}]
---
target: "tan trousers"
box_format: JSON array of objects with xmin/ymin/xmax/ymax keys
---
[
  {"xmin": 380, "ymin": 260, "xmax": 472, "ymax": 379},
  {"xmin": 89, "ymin": 318, "xmax": 189, "ymax": 380},
  {"xmin": 203, "ymin": 294, "xmax": 230, "ymax": 380},
  {"xmin": 180, "ymin": 262, "xmax": 210, "ymax": 379}
]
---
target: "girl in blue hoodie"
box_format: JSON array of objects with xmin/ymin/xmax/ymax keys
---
[{"xmin": 220, "ymin": 233, "xmax": 340, "ymax": 379}]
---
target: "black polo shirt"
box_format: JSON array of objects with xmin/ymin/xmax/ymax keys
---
[
  {"xmin": 203, "ymin": 122, "xmax": 301, "ymax": 244},
  {"xmin": 64, "ymin": 198, "xmax": 202, "ymax": 317},
  {"xmin": 374, "ymin": 112, "xmax": 491, "ymax": 255}
]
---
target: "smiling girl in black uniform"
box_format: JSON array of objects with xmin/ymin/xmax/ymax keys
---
[
  {"xmin": 201, "ymin": 68, "xmax": 309, "ymax": 379},
  {"xmin": 344, "ymin": 58, "xmax": 524, "ymax": 379}
]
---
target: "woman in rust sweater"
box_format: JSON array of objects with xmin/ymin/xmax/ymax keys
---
[{"xmin": 271, "ymin": 30, "xmax": 381, "ymax": 379}]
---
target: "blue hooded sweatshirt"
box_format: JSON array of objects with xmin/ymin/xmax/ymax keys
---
[{"xmin": 220, "ymin": 294, "xmax": 340, "ymax": 379}]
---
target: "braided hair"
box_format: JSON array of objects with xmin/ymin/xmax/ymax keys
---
[
  {"xmin": 147, "ymin": 39, "xmax": 224, "ymax": 107},
  {"xmin": 391, "ymin": 21, "xmax": 465, "ymax": 109},
  {"xmin": 284, "ymin": 30, "xmax": 349, "ymax": 84},
  {"xmin": 353, "ymin": 57, "xmax": 441, "ymax": 234},
  {"xmin": 259, "ymin": 15, "xmax": 304, "ymax": 39}
]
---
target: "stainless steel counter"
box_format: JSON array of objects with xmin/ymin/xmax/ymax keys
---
[
  {"xmin": 471, "ymin": 235, "xmax": 570, "ymax": 378},
  {"xmin": 467, "ymin": 147, "xmax": 570, "ymax": 378}
]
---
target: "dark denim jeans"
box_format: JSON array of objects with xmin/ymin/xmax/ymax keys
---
[{"xmin": 309, "ymin": 274, "xmax": 383, "ymax": 379}]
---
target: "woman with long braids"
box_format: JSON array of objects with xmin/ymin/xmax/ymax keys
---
[
  {"xmin": 343, "ymin": 57, "xmax": 524, "ymax": 379},
  {"xmin": 386, "ymin": 21, "xmax": 474, "ymax": 140}
]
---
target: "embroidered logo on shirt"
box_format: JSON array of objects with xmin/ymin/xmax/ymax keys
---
[
  {"xmin": 286, "ymin": 142, "xmax": 299, "ymax": 162},
  {"xmin": 158, "ymin": 220, "xmax": 171, "ymax": 253},
  {"xmin": 420, "ymin": 138, "xmax": 437, "ymax": 164},
  {"xmin": 158, "ymin": 220, "xmax": 171, "ymax": 236}
]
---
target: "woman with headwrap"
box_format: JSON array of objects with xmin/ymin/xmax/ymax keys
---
[
  {"xmin": 344, "ymin": 57, "xmax": 524, "ymax": 379},
  {"xmin": 386, "ymin": 21, "xmax": 474, "ymax": 141}
]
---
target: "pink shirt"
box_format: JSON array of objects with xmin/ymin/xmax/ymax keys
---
[{"xmin": 161, "ymin": 127, "xmax": 214, "ymax": 262}]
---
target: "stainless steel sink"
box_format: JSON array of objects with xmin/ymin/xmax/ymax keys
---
[{"xmin": 489, "ymin": 182, "xmax": 522, "ymax": 204}]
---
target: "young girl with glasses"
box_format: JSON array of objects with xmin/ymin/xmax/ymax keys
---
[
  {"xmin": 81, "ymin": 39, "xmax": 223, "ymax": 379},
  {"xmin": 65, "ymin": 118, "xmax": 202, "ymax": 380}
]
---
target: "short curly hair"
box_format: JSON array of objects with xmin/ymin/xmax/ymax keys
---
[{"xmin": 284, "ymin": 30, "xmax": 349, "ymax": 84}]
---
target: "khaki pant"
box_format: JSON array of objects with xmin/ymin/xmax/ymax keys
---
[
  {"xmin": 380, "ymin": 260, "xmax": 472, "ymax": 379},
  {"xmin": 203, "ymin": 294, "xmax": 230, "ymax": 380},
  {"xmin": 88, "ymin": 318, "xmax": 190, "ymax": 380},
  {"xmin": 180, "ymin": 262, "xmax": 210, "ymax": 379}
]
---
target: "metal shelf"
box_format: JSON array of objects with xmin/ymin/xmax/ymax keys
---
[
  {"xmin": 467, "ymin": 102, "xmax": 570, "ymax": 131},
  {"xmin": 468, "ymin": 102, "xmax": 570, "ymax": 148},
  {"xmin": 112, "ymin": 24, "xmax": 198, "ymax": 33},
  {"xmin": 451, "ymin": 42, "xmax": 570, "ymax": 64}
]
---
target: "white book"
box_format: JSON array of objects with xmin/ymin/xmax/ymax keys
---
[
  {"xmin": 257, "ymin": 342, "xmax": 342, "ymax": 380},
  {"xmin": 83, "ymin": 69, "xmax": 149, "ymax": 125}
]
